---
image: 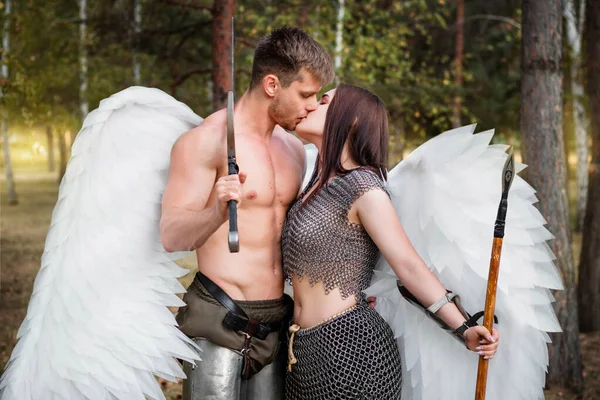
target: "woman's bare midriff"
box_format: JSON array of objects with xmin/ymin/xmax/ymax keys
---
[{"xmin": 291, "ymin": 277, "xmax": 358, "ymax": 328}]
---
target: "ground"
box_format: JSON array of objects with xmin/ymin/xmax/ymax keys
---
[{"xmin": 1, "ymin": 173, "xmax": 599, "ymax": 399}]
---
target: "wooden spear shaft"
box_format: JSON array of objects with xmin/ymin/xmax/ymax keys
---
[
  {"xmin": 475, "ymin": 147, "xmax": 515, "ymax": 400},
  {"xmin": 475, "ymin": 237, "xmax": 502, "ymax": 399}
]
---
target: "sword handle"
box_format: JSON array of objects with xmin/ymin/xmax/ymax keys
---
[
  {"xmin": 228, "ymin": 200, "xmax": 239, "ymax": 252},
  {"xmin": 227, "ymin": 160, "xmax": 239, "ymax": 253}
]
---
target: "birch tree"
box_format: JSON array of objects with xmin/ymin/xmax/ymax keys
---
[
  {"xmin": 2, "ymin": 0, "xmax": 17, "ymax": 205},
  {"xmin": 46, "ymin": 126, "xmax": 55, "ymax": 172},
  {"xmin": 133, "ymin": 0, "xmax": 141, "ymax": 84},
  {"xmin": 452, "ymin": 0, "xmax": 464, "ymax": 128},
  {"xmin": 334, "ymin": 0, "xmax": 344, "ymax": 84},
  {"xmin": 79, "ymin": 0, "xmax": 88, "ymax": 119},
  {"xmin": 565, "ymin": 0, "xmax": 589, "ymax": 232}
]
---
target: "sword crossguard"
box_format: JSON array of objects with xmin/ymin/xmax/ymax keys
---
[{"xmin": 228, "ymin": 158, "xmax": 239, "ymax": 175}]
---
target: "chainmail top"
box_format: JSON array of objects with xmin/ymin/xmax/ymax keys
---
[
  {"xmin": 285, "ymin": 303, "xmax": 402, "ymax": 399},
  {"xmin": 282, "ymin": 168, "xmax": 389, "ymax": 300}
]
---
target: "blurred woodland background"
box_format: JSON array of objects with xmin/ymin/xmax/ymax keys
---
[{"xmin": 1, "ymin": 0, "xmax": 599, "ymax": 398}]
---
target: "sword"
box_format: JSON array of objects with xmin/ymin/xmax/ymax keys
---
[
  {"xmin": 474, "ymin": 146, "xmax": 515, "ymax": 400},
  {"xmin": 227, "ymin": 17, "xmax": 239, "ymax": 253}
]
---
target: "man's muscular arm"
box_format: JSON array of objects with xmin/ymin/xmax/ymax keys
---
[{"xmin": 160, "ymin": 125, "xmax": 243, "ymax": 252}]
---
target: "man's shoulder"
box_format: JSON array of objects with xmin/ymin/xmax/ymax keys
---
[
  {"xmin": 175, "ymin": 111, "xmax": 226, "ymax": 147},
  {"xmin": 272, "ymin": 126, "xmax": 305, "ymax": 156},
  {"xmin": 170, "ymin": 110, "xmax": 226, "ymax": 165},
  {"xmin": 202, "ymin": 108, "xmax": 228, "ymax": 126},
  {"xmin": 194, "ymin": 109, "xmax": 227, "ymax": 138}
]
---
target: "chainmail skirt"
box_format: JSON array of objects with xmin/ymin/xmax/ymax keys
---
[{"xmin": 285, "ymin": 303, "xmax": 402, "ymax": 400}]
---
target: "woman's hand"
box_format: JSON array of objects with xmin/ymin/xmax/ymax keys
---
[
  {"xmin": 367, "ymin": 296, "xmax": 377, "ymax": 308},
  {"xmin": 464, "ymin": 326, "xmax": 499, "ymax": 359}
]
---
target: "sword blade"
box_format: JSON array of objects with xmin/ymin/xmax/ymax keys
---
[
  {"xmin": 227, "ymin": 91, "xmax": 235, "ymax": 159},
  {"xmin": 227, "ymin": 17, "xmax": 236, "ymax": 160}
]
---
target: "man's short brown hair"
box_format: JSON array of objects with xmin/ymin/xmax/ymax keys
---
[{"xmin": 250, "ymin": 26, "xmax": 335, "ymax": 90}]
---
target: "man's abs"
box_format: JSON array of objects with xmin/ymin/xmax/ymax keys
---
[
  {"xmin": 190, "ymin": 126, "xmax": 303, "ymax": 301},
  {"xmin": 195, "ymin": 205, "xmax": 286, "ymax": 301}
]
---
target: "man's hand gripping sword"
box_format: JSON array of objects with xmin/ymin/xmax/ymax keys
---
[{"xmin": 227, "ymin": 17, "xmax": 239, "ymax": 253}]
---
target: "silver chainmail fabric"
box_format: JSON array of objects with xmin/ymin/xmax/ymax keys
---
[
  {"xmin": 285, "ymin": 303, "xmax": 402, "ymax": 400},
  {"xmin": 282, "ymin": 168, "xmax": 402, "ymax": 399},
  {"xmin": 282, "ymin": 168, "xmax": 389, "ymax": 300}
]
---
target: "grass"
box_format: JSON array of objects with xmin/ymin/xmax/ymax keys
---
[{"xmin": 1, "ymin": 171, "xmax": 599, "ymax": 400}]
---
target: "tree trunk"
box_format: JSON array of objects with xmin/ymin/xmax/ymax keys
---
[
  {"xmin": 565, "ymin": 0, "xmax": 589, "ymax": 232},
  {"xmin": 298, "ymin": 2, "xmax": 308, "ymax": 28},
  {"xmin": 452, "ymin": 0, "xmax": 464, "ymax": 128},
  {"xmin": 2, "ymin": 0, "xmax": 17, "ymax": 205},
  {"xmin": 211, "ymin": 0, "xmax": 234, "ymax": 111},
  {"xmin": 579, "ymin": 0, "xmax": 600, "ymax": 333},
  {"xmin": 79, "ymin": 0, "xmax": 89, "ymax": 119},
  {"xmin": 207, "ymin": 79, "xmax": 213, "ymax": 110},
  {"xmin": 520, "ymin": 0, "xmax": 583, "ymax": 392},
  {"xmin": 46, "ymin": 125, "xmax": 55, "ymax": 172},
  {"xmin": 1, "ymin": 120, "xmax": 18, "ymax": 205},
  {"xmin": 334, "ymin": 0, "xmax": 345, "ymax": 84},
  {"xmin": 57, "ymin": 130, "xmax": 67, "ymax": 183},
  {"xmin": 133, "ymin": 0, "xmax": 141, "ymax": 84}
]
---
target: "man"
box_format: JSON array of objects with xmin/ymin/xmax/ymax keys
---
[{"xmin": 160, "ymin": 27, "xmax": 335, "ymax": 400}]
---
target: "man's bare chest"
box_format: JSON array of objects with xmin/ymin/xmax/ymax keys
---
[{"xmin": 219, "ymin": 138, "xmax": 302, "ymax": 209}]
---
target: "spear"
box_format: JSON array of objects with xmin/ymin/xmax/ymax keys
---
[{"xmin": 475, "ymin": 146, "xmax": 515, "ymax": 400}]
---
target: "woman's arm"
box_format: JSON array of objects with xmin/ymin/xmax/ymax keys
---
[{"xmin": 355, "ymin": 189, "xmax": 499, "ymax": 357}]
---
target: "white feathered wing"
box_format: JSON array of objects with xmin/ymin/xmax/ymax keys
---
[
  {"xmin": 302, "ymin": 143, "xmax": 318, "ymax": 191},
  {"xmin": 0, "ymin": 87, "xmax": 203, "ymax": 400},
  {"xmin": 363, "ymin": 125, "xmax": 563, "ymax": 400}
]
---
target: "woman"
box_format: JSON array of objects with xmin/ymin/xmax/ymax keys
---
[{"xmin": 281, "ymin": 84, "xmax": 500, "ymax": 399}]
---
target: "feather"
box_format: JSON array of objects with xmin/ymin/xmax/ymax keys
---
[
  {"xmin": 302, "ymin": 143, "xmax": 318, "ymax": 191},
  {"xmin": 364, "ymin": 125, "xmax": 562, "ymax": 400},
  {"xmin": 0, "ymin": 87, "xmax": 203, "ymax": 400}
]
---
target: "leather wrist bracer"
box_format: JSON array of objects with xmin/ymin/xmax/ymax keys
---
[{"xmin": 396, "ymin": 281, "xmax": 497, "ymax": 346}]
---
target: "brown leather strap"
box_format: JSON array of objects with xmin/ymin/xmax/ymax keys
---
[{"xmin": 197, "ymin": 272, "xmax": 282, "ymax": 340}]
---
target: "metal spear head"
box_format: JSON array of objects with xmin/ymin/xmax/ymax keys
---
[{"xmin": 501, "ymin": 146, "xmax": 515, "ymax": 197}]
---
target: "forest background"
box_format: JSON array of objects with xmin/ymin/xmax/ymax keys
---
[{"xmin": 1, "ymin": 0, "xmax": 599, "ymax": 398}]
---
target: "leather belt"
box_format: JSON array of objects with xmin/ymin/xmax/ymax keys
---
[{"xmin": 196, "ymin": 272, "xmax": 282, "ymax": 341}]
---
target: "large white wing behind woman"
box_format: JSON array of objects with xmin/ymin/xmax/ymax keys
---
[
  {"xmin": 364, "ymin": 125, "xmax": 563, "ymax": 400},
  {"xmin": 0, "ymin": 87, "xmax": 203, "ymax": 400}
]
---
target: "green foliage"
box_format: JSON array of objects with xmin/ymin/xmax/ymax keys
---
[
  {"xmin": 341, "ymin": 0, "xmax": 456, "ymax": 142},
  {"xmin": 460, "ymin": 1, "xmax": 522, "ymax": 142},
  {"xmin": 2, "ymin": 0, "xmax": 524, "ymax": 152}
]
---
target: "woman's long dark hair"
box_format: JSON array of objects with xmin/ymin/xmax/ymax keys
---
[{"xmin": 304, "ymin": 83, "xmax": 389, "ymax": 202}]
